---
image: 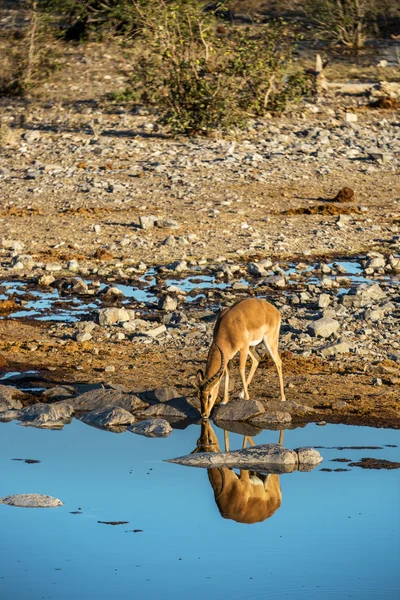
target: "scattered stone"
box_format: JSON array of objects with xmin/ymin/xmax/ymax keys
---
[
  {"xmin": 158, "ymin": 295, "xmax": 178, "ymax": 312},
  {"xmin": 308, "ymin": 317, "xmax": 340, "ymax": 338},
  {"xmin": 139, "ymin": 215, "xmax": 157, "ymax": 230},
  {"xmin": 319, "ymin": 339, "xmax": 352, "ymax": 357},
  {"xmin": 145, "ymin": 324, "xmax": 167, "ymax": 338},
  {"xmin": 98, "ymin": 307, "xmax": 130, "ymax": 326}
]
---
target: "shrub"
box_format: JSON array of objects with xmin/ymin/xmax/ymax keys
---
[{"xmin": 120, "ymin": 0, "xmax": 311, "ymax": 134}]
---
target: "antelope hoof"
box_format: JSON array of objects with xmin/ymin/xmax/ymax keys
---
[{"xmin": 238, "ymin": 390, "xmax": 245, "ymax": 399}]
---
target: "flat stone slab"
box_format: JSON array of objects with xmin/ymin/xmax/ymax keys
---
[
  {"xmin": 129, "ymin": 419, "xmax": 172, "ymax": 438},
  {"xmin": 167, "ymin": 444, "xmax": 323, "ymax": 473},
  {"xmin": 0, "ymin": 494, "xmax": 63, "ymax": 508}
]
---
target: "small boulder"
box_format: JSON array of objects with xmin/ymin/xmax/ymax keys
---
[
  {"xmin": 98, "ymin": 307, "xmax": 130, "ymax": 326},
  {"xmin": 308, "ymin": 317, "xmax": 340, "ymax": 338},
  {"xmin": 137, "ymin": 398, "xmax": 200, "ymax": 420},
  {"xmin": 296, "ymin": 447, "xmax": 323, "ymax": 468},
  {"xmin": 0, "ymin": 385, "xmax": 24, "ymax": 411},
  {"xmin": 69, "ymin": 389, "xmax": 148, "ymax": 413},
  {"xmin": 212, "ymin": 399, "xmax": 264, "ymax": 422},
  {"xmin": 82, "ymin": 407, "xmax": 135, "ymax": 429},
  {"xmin": 129, "ymin": 419, "xmax": 172, "ymax": 438},
  {"xmin": 0, "ymin": 494, "xmax": 63, "ymax": 508}
]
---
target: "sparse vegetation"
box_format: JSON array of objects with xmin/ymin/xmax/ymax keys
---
[{"xmin": 0, "ymin": 0, "xmax": 60, "ymax": 96}]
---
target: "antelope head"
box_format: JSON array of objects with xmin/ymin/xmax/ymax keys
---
[{"xmin": 197, "ymin": 344, "xmax": 225, "ymax": 419}]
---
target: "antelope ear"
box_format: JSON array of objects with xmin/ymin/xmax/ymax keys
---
[{"xmin": 196, "ymin": 369, "xmax": 204, "ymax": 386}]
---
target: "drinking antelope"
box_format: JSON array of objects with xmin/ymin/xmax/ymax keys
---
[
  {"xmin": 197, "ymin": 298, "xmax": 285, "ymax": 419},
  {"xmin": 195, "ymin": 421, "xmax": 283, "ymax": 524}
]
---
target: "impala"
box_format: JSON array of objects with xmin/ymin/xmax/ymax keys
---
[
  {"xmin": 197, "ymin": 298, "xmax": 285, "ymax": 419},
  {"xmin": 195, "ymin": 421, "xmax": 283, "ymax": 524}
]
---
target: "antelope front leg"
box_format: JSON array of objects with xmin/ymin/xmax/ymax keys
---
[
  {"xmin": 223, "ymin": 367, "xmax": 230, "ymax": 405},
  {"xmin": 239, "ymin": 349, "xmax": 250, "ymax": 400}
]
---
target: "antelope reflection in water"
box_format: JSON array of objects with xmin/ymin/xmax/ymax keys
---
[{"xmin": 195, "ymin": 422, "xmax": 283, "ymax": 524}]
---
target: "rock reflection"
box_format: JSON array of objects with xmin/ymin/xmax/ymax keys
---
[{"xmin": 194, "ymin": 422, "xmax": 283, "ymax": 524}]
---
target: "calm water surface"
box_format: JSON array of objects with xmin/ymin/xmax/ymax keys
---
[{"xmin": 0, "ymin": 421, "xmax": 399, "ymax": 600}]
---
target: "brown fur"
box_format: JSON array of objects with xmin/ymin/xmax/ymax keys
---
[
  {"xmin": 197, "ymin": 422, "xmax": 282, "ymax": 524},
  {"xmin": 199, "ymin": 298, "xmax": 285, "ymax": 418}
]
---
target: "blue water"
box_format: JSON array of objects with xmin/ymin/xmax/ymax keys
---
[{"xmin": 0, "ymin": 421, "xmax": 399, "ymax": 600}]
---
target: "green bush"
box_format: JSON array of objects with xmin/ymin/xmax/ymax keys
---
[{"xmin": 119, "ymin": 0, "xmax": 311, "ymax": 134}]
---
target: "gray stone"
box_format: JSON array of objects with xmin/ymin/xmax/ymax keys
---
[
  {"xmin": 158, "ymin": 295, "xmax": 178, "ymax": 312},
  {"xmin": 75, "ymin": 331, "xmax": 92, "ymax": 343},
  {"xmin": 98, "ymin": 307, "xmax": 130, "ymax": 326},
  {"xmin": 212, "ymin": 400, "xmax": 264, "ymax": 422},
  {"xmin": 129, "ymin": 419, "xmax": 172, "ymax": 438},
  {"xmin": 42, "ymin": 386, "xmax": 75, "ymax": 400},
  {"xmin": 0, "ymin": 385, "xmax": 24, "ymax": 411},
  {"xmin": 139, "ymin": 215, "xmax": 157, "ymax": 229},
  {"xmin": 363, "ymin": 308, "xmax": 384, "ymax": 322},
  {"xmin": 247, "ymin": 262, "xmax": 266, "ymax": 277},
  {"xmin": 100, "ymin": 286, "xmax": 125, "ymax": 299},
  {"xmin": 23, "ymin": 130, "xmax": 41, "ymax": 143},
  {"xmin": 45, "ymin": 263, "xmax": 62, "ymax": 272},
  {"xmin": 137, "ymin": 398, "xmax": 200, "ymax": 420},
  {"xmin": 166, "ymin": 443, "xmax": 299, "ymax": 473},
  {"xmin": 319, "ymin": 339, "xmax": 352, "ymax": 357},
  {"xmin": 82, "ymin": 407, "xmax": 135, "ymax": 429},
  {"xmin": 264, "ymin": 275, "xmax": 286, "ymax": 288},
  {"xmin": 17, "ymin": 402, "xmax": 75, "ymax": 428},
  {"xmin": 69, "ymin": 389, "xmax": 148, "ymax": 413},
  {"xmin": 318, "ymin": 294, "xmax": 331, "ymax": 309},
  {"xmin": 249, "ymin": 411, "xmax": 292, "ymax": 426},
  {"xmin": 308, "ymin": 317, "xmax": 340, "ymax": 338},
  {"xmin": 143, "ymin": 387, "xmax": 181, "ymax": 403},
  {"xmin": 0, "ymin": 409, "xmax": 21, "ymax": 422},
  {"xmin": 295, "ymin": 447, "xmax": 323, "ymax": 466},
  {"xmin": 0, "ymin": 494, "xmax": 63, "ymax": 508},
  {"xmin": 145, "ymin": 324, "xmax": 167, "ymax": 338}
]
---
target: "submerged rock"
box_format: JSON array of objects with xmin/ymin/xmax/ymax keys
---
[
  {"xmin": 167, "ymin": 443, "xmax": 301, "ymax": 473},
  {"xmin": 17, "ymin": 402, "xmax": 75, "ymax": 429},
  {"xmin": 82, "ymin": 407, "xmax": 136, "ymax": 429},
  {"xmin": 129, "ymin": 419, "xmax": 172, "ymax": 438},
  {"xmin": 0, "ymin": 494, "xmax": 63, "ymax": 508}
]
